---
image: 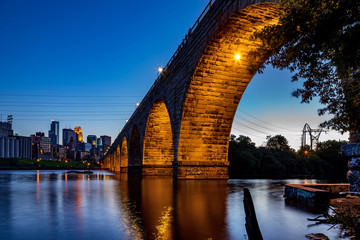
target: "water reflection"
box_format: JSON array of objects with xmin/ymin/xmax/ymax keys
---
[{"xmin": 0, "ymin": 171, "xmax": 344, "ymax": 240}]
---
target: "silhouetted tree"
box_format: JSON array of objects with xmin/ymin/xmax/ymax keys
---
[
  {"xmin": 266, "ymin": 135, "xmax": 292, "ymax": 152},
  {"xmin": 254, "ymin": 0, "xmax": 360, "ymax": 134}
]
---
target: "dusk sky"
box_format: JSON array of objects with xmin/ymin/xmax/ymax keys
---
[{"xmin": 0, "ymin": 0, "xmax": 348, "ymax": 150}]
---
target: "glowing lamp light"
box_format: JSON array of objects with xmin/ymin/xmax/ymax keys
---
[
  {"xmin": 235, "ymin": 54, "xmax": 241, "ymax": 60},
  {"xmin": 136, "ymin": 103, "xmax": 140, "ymax": 106},
  {"xmin": 158, "ymin": 67, "xmax": 163, "ymax": 73}
]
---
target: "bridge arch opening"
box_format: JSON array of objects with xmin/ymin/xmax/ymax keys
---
[
  {"xmin": 143, "ymin": 100, "xmax": 174, "ymax": 175},
  {"xmin": 129, "ymin": 125, "xmax": 142, "ymax": 169},
  {"xmin": 177, "ymin": 2, "xmax": 280, "ymax": 178},
  {"xmin": 120, "ymin": 137, "xmax": 128, "ymax": 172}
]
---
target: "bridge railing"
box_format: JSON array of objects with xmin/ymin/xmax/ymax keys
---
[
  {"xmin": 114, "ymin": 0, "xmax": 217, "ymax": 144},
  {"xmin": 164, "ymin": 0, "xmax": 216, "ymax": 72}
]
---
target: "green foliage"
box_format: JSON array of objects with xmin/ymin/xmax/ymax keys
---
[
  {"xmin": 0, "ymin": 158, "xmax": 98, "ymax": 169},
  {"xmin": 254, "ymin": 0, "xmax": 360, "ymax": 133},
  {"xmin": 229, "ymin": 135, "xmax": 348, "ymax": 179},
  {"xmin": 266, "ymin": 135, "xmax": 292, "ymax": 152}
]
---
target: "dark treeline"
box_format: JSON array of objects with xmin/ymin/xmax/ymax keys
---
[{"xmin": 229, "ymin": 134, "xmax": 348, "ymax": 180}]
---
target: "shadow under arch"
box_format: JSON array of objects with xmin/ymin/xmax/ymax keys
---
[
  {"xmin": 120, "ymin": 137, "xmax": 128, "ymax": 173},
  {"xmin": 143, "ymin": 100, "xmax": 174, "ymax": 176},
  {"xmin": 177, "ymin": 2, "xmax": 280, "ymax": 179},
  {"xmin": 129, "ymin": 125, "xmax": 142, "ymax": 172}
]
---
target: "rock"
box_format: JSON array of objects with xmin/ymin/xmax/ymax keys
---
[
  {"xmin": 342, "ymin": 143, "xmax": 360, "ymax": 157},
  {"xmin": 305, "ymin": 233, "xmax": 329, "ymax": 240},
  {"xmin": 347, "ymin": 170, "xmax": 360, "ymax": 192},
  {"xmin": 349, "ymin": 157, "xmax": 360, "ymax": 170}
]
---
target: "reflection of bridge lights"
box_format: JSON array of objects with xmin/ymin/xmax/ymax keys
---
[{"xmin": 235, "ymin": 54, "xmax": 241, "ymax": 60}]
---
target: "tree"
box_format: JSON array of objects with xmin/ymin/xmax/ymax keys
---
[
  {"xmin": 235, "ymin": 135, "xmax": 256, "ymax": 149},
  {"xmin": 266, "ymin": 135, "xmax": 292, "ymax": 152},
  {"xmin": 254, "ymin": 0, "xmax": 360, "ymax": 134}
]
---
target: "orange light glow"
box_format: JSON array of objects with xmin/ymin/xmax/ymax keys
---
[
  {"xmin": 36, "ymin": 170, "xmax": 40, "ymax": 203},
  {"xmin": 235, "ymin": 54, "xmax": 240, "ymax": 60},
  {"xmin": 74, "ymin": 126, "xmax": 83, "ymax": 142}
]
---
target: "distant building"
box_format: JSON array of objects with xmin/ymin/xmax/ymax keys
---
[
  {"xmin": 74, "ymin": 126, "xmax": 83, "ymax": 143},
  {"xmin": 16, "ymin": 136, "xmax": 32, "ymax": 159},
  {"xmin": 87, "ymin": 135, "xmax": 97, "ymax": 147},
  {"xmin": 80, "ymin": 142, "xmax": 92, "ymax": 152},
  {"xmin": 96, "ymin": 138, "xmax": 103, "ymax": 152},
  {"xmin": 48, "ymin": 120, "xmax": 59, "ymax": 145},
  {"xmin": 31, "ymin": 132, "xmax": 52, "ymax": 159},
  {"xmin": 0, "ymin": 136, "xmax": 18, "ymax": 158},
  {"xmin": 0, "ymin": 121, "xmax": 31, "ymax": 159},
  {"xmin": 0, "ymin": 121, "xmax": 13, "ymax": 137},
  {"xmin": 100, "ymin": 135, "xmax": 111, "ymax": 153},
  {"xmin": 63, "ymin": 128, "xmax": 77, "ymax": 147},
  {"xmin": 53, "ymin": 145, "xmax": 66, "ymax": 161},
  {"xmin": 31, "ymin": 132, "xmax": 51, "ymax": 154}
]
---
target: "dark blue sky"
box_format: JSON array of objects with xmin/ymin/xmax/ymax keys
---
[{"xmin": 0, "ymin": 0, "xmax": 347, "ymax": 149}]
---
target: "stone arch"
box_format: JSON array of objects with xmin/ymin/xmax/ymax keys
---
[
  {"xmin": 115, "ymin": 144, "xmax": 121, "ymax": 172},
  {"xmin": 129, "ymin": 125, "xmax": 142, "ymax": 168},
  {"xmin": 120, "ymin": 137, "xmax": 128, "ymax": 172},
  {"xmin": 177, "ymin": 3, "xmax": 280, "ymax": 178},
  {"xmin": 143, "ymin": 100, "xmax": 174, "ymax": 175}
]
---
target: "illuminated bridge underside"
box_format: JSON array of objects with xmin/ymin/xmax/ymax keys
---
[
  {"xmin": 120, "ymin": 137, "xmax": 128, "ymax": 172},
  {"xmin": 103, "ymin": 1, "xmax": 280, "ymax": 179},
  {"xmin": 178, "ymin": 4, "xmax": 279, "ymax": 178},
  {"xmin": 143, "ymin": 100, "xmax": 174, "ymax": 175}
]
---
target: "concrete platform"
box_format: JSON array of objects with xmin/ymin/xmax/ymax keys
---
[{"xmin": 284, "ymin": 184, "xmax": 349, "ymax": 210}]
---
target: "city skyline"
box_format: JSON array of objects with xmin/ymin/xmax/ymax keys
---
[{"xmin": 0, "ymin": 0, "xmax": 348, "ymax": 150}]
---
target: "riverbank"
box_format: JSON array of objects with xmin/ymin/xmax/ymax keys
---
[
  {"xmin": 330, "ymin": 196, "xmax": 360, "ymax": 238},
  {"xmin": 0, "ymin": 158, "xmax": 100, "ymax": 170}
]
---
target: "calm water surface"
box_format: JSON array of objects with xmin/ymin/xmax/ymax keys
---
[{"xmin": 0, "ymin": 170, "xmax": 343, "ymax": 239}]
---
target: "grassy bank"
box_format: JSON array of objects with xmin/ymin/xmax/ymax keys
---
[{"xmin": 0, "ymin": 158, "xmax": 99, "ymax": 169}]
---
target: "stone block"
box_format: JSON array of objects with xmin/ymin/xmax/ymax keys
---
[{"xmin": 341, "ymin": 143, "xmax": 360, "ymax": 157}]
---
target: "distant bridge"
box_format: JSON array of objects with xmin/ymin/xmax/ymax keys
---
[{"xmin": 102, "ymin": 0, "xmax": 280, "ymax": 179}]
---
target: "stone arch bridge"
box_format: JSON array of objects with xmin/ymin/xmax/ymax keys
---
[{"xmin": 103, "ymin": 0, "xmax": 280, "ymax": 179}]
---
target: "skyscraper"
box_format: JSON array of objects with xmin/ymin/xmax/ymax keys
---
[
  {"xmin": 96, "ymin": 137, "xmax": 102, "ymax": 151},
  {"xmin": 63, "ymin": 128, "xmax": 77, "ymax": 147},
  {"xmin": 87, "ymin": 135, "xmax": 97, "ymax": 147},
  {"xmin": 100, "ymin": 135, "xmax": 111, "ymax": 153},
  {"xmin": 74, "ymin": 126, "xmax": 83, "ymax": 143},
  {"xmin": 48, "ymin": 120, "xmax": 59, "ymax": 145}
]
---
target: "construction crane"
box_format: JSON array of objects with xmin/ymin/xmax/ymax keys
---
[{"xmin": 301, "ymin": 123, "xmax": 323, "ymax": 151}]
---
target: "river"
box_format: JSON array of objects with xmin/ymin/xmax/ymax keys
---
[{"xmin": 0, "ymin": 170, "xmax": 344, "ymax": 239}]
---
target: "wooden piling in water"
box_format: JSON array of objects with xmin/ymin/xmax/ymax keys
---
[{"xmin": 243, "ymin": 188, "xmax": 263, "ymax": 240}]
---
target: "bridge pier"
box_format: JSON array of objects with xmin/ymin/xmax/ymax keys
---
[
  {"xmin": 177, "ymin": 161, "xmax": 229, "ymax": 179},
  {"xmin": 142, "ymin": 165, "xmax": 173, "ymax": 176}
]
